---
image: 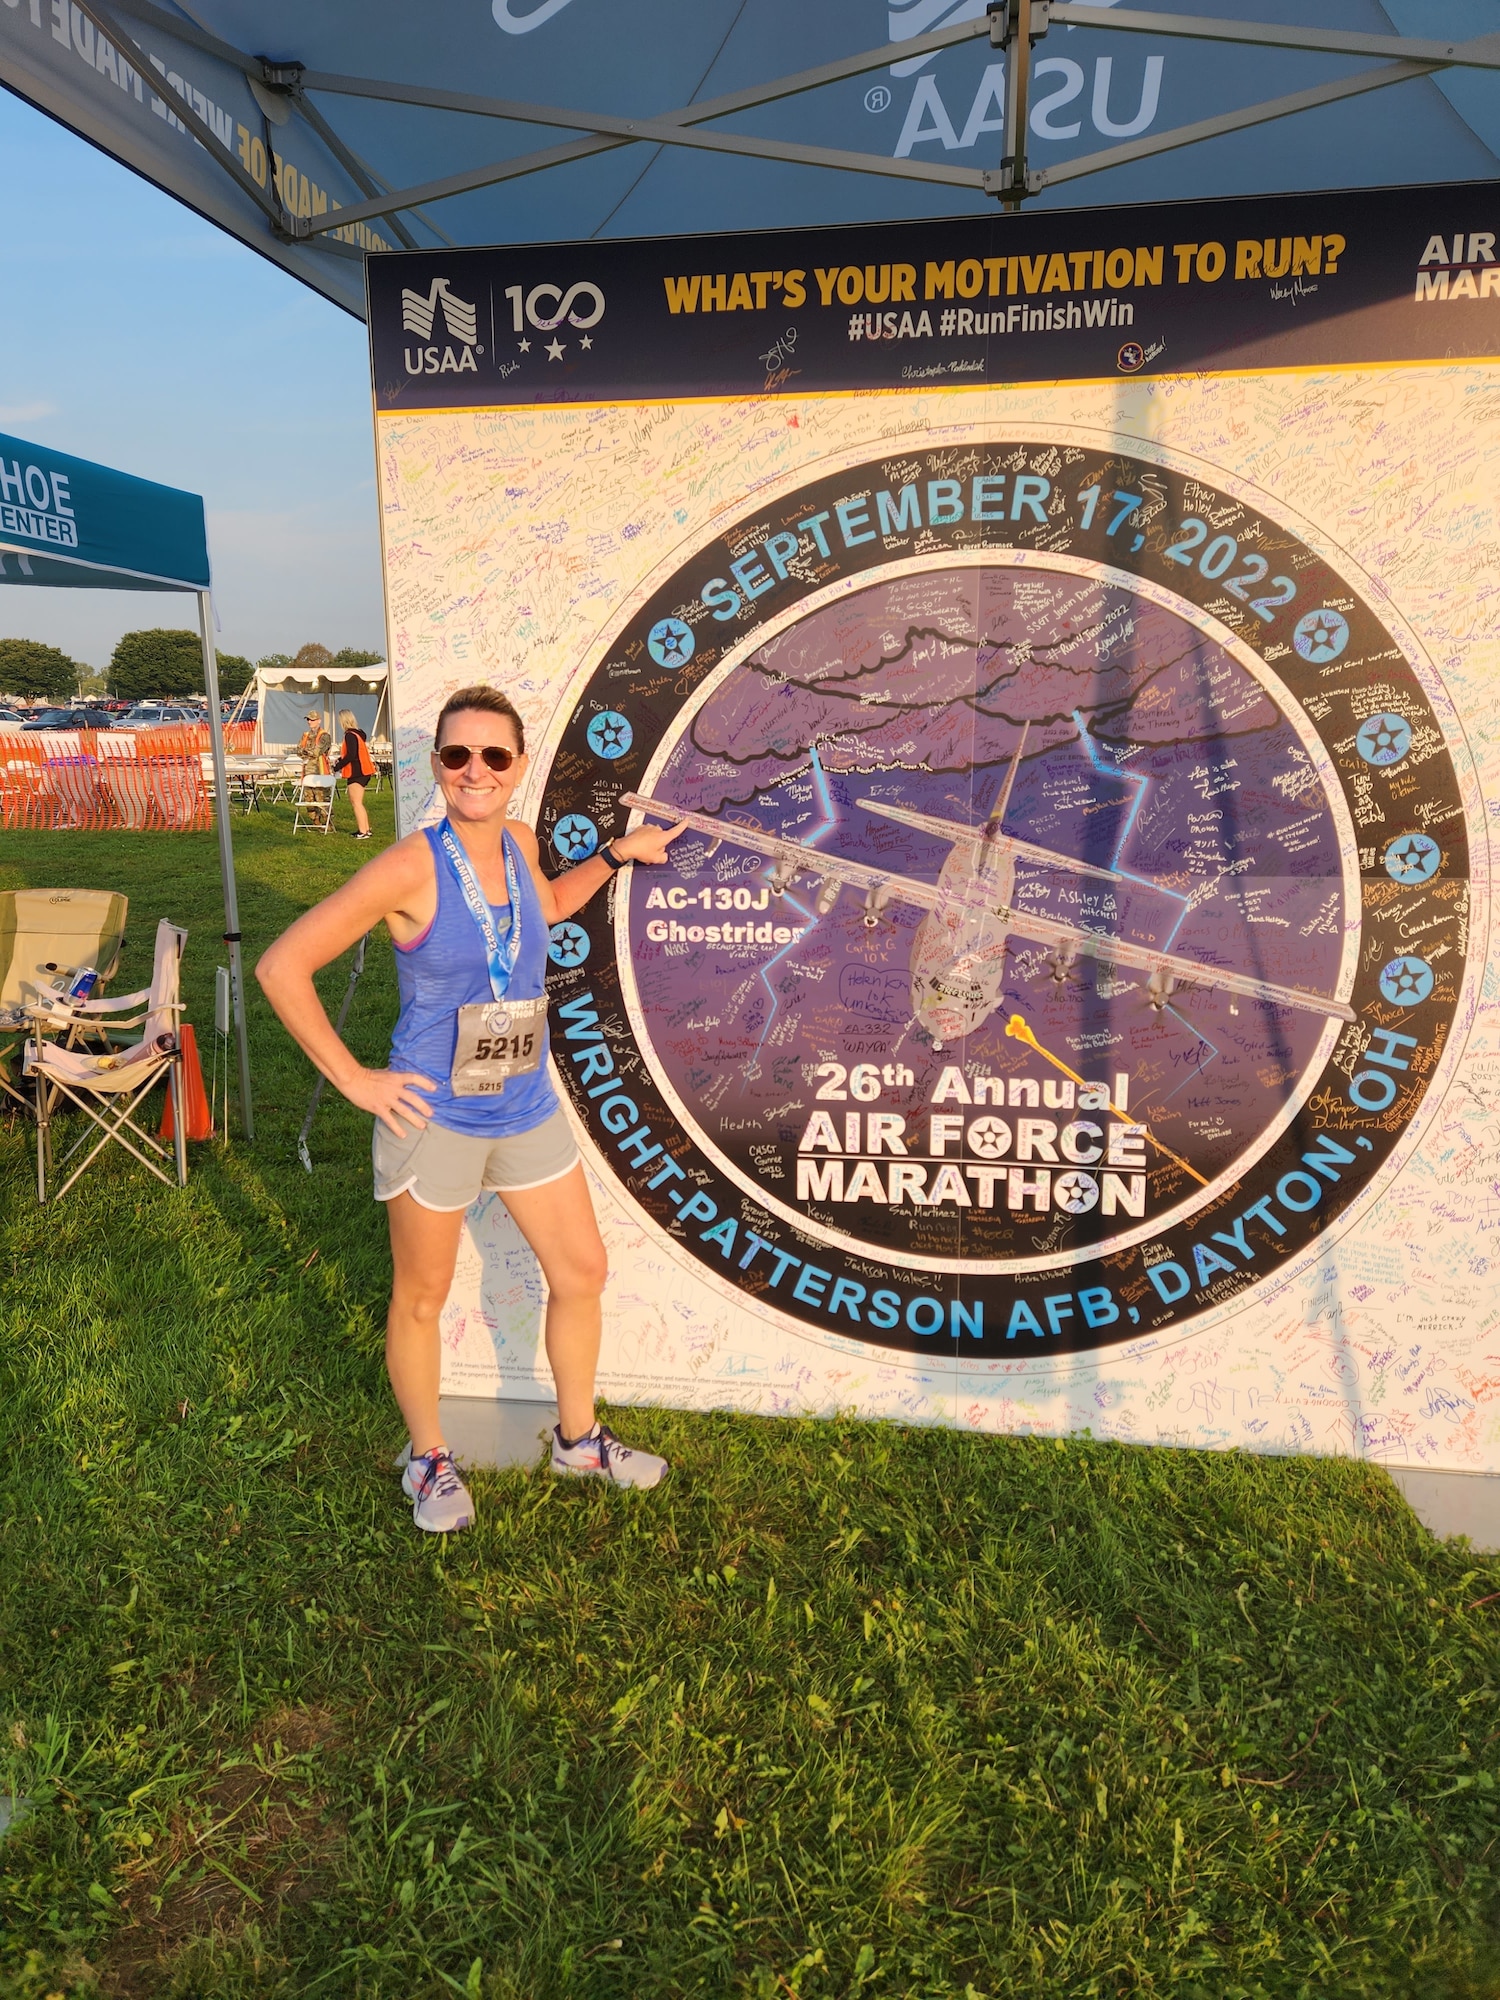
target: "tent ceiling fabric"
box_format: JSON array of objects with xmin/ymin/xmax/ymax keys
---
[{"xmin": 4, "ymin": 1, "xmax": 1499, "ymax": 320}]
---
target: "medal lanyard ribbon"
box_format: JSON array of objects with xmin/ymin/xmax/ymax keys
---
[{"xmin": 440, "ymin": 820, "xmax": 522, "ymax": 1001}]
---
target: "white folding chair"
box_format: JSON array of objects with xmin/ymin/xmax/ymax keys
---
[
  {"xmin": 28, "ymin": 919, "xmax": 188, "ymax": 1203},
  {"xmin": 292, "ymin": 773, "xmax": 338, "ymax": 833},
  {"xmin": 265, "ymin": 755, "xmax": 301, "ymax": 803}
]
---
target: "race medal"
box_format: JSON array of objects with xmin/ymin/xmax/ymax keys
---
[
  {"xmin": 450, "ymin": 995, "xmax": 547, "ymax": 1096},
  {"xmin": 438, "ymin": 819, "xmax": 548, "ymax": 1095}
]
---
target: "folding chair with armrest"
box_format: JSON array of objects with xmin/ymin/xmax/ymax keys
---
[
  {"xmin": 28, "ymin": 918, "xmax": 187, "ymax": 1203},
  {"xmin": 0, "ymin": 887, "xmax": 127, "ymax": 1115}
]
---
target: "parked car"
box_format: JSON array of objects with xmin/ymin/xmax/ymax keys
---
[
  {"xmin": 118, "ymin": 703, "xmax": 198, "ymax": 727},
  {"xmin": 21, "ymin": 707, "xmax": 118, "ymax": 731}
]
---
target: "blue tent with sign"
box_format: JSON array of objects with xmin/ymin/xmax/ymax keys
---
[
  {"xmin": 0, "ymin": 429, "xmax": 252, "ymax": 1133},
  {"xmin": 1, "ymin": 2, "xmax": 1498, "ymax": 321}
]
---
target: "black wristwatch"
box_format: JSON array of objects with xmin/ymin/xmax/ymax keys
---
[{"xmin": 601, "ymin": 840, "xmax": 630, "ymax": 870}]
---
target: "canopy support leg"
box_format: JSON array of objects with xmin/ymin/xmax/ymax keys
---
[
  {"xmin": 199, "ymin": 591, "xmax": 254, "ymax": 1140},
  {"xmin": 994, "ymin": 0, "xmax": 1043, "ymax": 208}
]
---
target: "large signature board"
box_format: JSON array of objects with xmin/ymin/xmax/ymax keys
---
[{"xmin": 368, "ymin": 183, "xmax": 1499, "ymax": 1467}]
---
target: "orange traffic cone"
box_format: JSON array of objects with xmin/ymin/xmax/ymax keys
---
[{"xmin": 160, "ymin": 1023, "xmax": 213, "ymax": 1141}]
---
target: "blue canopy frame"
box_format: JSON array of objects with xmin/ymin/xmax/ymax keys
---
[
  {"xmin": 0, "ymin": 430, "xmax": 252, "ymax": 1138},
  {"xmin": 3, "ymin": 3, "xmax": 1500, "ymax": 321}
]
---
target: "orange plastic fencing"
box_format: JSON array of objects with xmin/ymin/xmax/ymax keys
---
[
  {"xmin": 0, "ymin": 723, "xmax": 258, "ymax": 830},
  {"xmin": 0, "ymin": 730, "xmax": 212, "ymax": 831}
]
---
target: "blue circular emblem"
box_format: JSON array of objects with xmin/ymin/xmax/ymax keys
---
[
  {"xmin": 1379, "ymin": 956, "xmax": 1435, "ymax": 1007},
  {"xmin": 1356, "ymin": 713, "xmax": 1412, "ymax": 767},
  {"xmin": 548, "ymin": 920, "xmax": 591, "ymax": 967},
  {"xmin": 586, "ymin": 711, "xmax": 633, "ymax": 760},
  {"xmin": 1293, "ymin": 608, "xmax": 1350, "ymax": 664},
  {"xmin": 552, "ymin": 812, "xmax": 599, "ymax": 862},
  {"xmin": 647, "ymin": 617, "xmax": 695, "ymax": 668},
  {"xmin": 538, "ymin": 438, "xmax": 1473, "ymax": 1362},
  {"xmin": 1116, "ymin": 341, "xmax": 1145, "ymax": 373},
  {"xmin": 1383, "ymin": 832, "xmax": 1441, "ymax": 884}
]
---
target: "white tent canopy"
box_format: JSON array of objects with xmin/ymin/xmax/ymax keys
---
[
  {"xmin": 256, "ymin": 661, "xmax": 387, "ymax": 691},
  {"xmin": 241, "ymin": 659, "xmax": 389, "ymax": 752}
]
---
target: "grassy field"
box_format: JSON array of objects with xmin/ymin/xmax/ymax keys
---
[{"xmin": 3, "ymin": 795, "xmax": 1500, "ymax": 1997}]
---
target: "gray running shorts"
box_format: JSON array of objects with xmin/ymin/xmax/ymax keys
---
[{"xmin": 373, "ymin": 1105, "xmax": 579, "ymax": 1212}]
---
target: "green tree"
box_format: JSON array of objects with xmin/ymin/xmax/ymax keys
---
[
  {"xmin": 256, "ymin": 653, "xmax": 291, "ymax": 674},
  {"xmin": 215, "ymin": 652, "xmax": 253, "ymax": 698},
  {"xmin": 108, "ymin": 627, "xmax": 204, "ymax": 701},
  {"xmin": 331, "ymin": 647, "xmax": 383, "ymax": 670},
  {"xmin": 292, "ymin": 642, "xmax": 333, "ymax": 675},
  {"xmin": 0, "ymin": 638, "xmax": 80, "ymax": 701}
]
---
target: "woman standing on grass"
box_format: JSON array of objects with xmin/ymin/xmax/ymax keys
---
[
  {"xmin": 336, "ymin": 707, "xmax": 375, "ymax": 841},
  {"xmin": 257, "ymin": 685, "xmax": 683, "ymax": 1534}
]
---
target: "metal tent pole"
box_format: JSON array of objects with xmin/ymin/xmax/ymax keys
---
[
  {"xmin": 996, "ymin": 0, "xmax": 1041, "ymax": 210},
  {"xmin": 199, "ymin": 590, "xmax": 254, "ymax": 1140}
]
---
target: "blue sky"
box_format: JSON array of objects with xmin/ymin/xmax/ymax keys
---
[{"xmin": 0, "ymin": 90, "xmax": 385, "ymax": 671}]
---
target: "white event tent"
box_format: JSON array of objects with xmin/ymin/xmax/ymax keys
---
[{"xmin": 239, "ymin": 659, "xmax": 388, "ymax": 755}]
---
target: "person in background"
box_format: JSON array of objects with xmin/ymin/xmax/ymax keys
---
[
  {"xmin": 256, "ymin": 684, "xmax": 685, "ymax": 1534},
  {"xmin": 337, "ymin": 707, "xmax": 374, "ymax": 840},
  {"xmin": 298, "ymin": 711, "xmax": 331, "ymax": 774}
]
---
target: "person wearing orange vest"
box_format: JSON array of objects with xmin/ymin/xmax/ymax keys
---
[
  {"xmin": 298, "ymin": 712, "xmax": 332, "ymax": 773},
  {"xmin": 337, "ymin": 707, "xmax": 375, "ymax": 839}
]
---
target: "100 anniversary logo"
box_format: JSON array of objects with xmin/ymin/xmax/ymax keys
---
[{"xmin": 538, "ymin": 440, "xmax": 1467, "ymax": 1357}]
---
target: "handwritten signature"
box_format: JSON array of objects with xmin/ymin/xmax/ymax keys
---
[{"xmin": 759, "ymin": 325, "xmax": 800, "ymax": 389}]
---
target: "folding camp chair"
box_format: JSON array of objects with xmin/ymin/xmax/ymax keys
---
[
  {"xmin": 292, "ymin": 772, "xmax": 338, "ymax": 833},
  {"xmin": 28, "ymin": 918, "xmax": 187, "ymax": 1203},
  {"xmin": 0, "ymin": 887, "xmax": 128, "ymax": 1115}
]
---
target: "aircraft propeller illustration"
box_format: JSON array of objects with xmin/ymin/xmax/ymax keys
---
[{"xmin": 620, "ymin": 726, "xmax": 1354, "ymax": 1048}]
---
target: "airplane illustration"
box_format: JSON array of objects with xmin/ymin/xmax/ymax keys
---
[{"xmin": 620, "ymin": 727, "xmax": 1355, "ymax": 1047}]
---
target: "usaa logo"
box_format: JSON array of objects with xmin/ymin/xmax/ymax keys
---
[{"xmin": 401, "ymin": 279, "xmax": 483, "ymax": 375}]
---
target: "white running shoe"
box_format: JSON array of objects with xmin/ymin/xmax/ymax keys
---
[
  {"xmin": 399, "ymin": 1445, "xmax": 475, "ymax": 1533},
  {"xmin": 551, "ymin": 1422, "xmax": 668, "ymax": 1489}
]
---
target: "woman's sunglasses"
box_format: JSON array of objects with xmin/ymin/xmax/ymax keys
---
[{"xmin": 436, "ymin": 743, "xmax": 517, "ymax": 773}]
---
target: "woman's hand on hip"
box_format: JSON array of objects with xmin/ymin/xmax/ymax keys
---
[{"xmin": 341, "ymin": 1066, "xmax": 438, "ymax": 1135}]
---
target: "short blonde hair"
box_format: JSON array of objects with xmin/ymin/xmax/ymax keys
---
[{"xmin": 338, "ymin": 708, "xmax": 358, "ymax": 730}]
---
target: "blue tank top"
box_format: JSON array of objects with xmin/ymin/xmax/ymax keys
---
[{"xmin": 390, "ymin": 825, "xmax": 558, "ymax": 1137}]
